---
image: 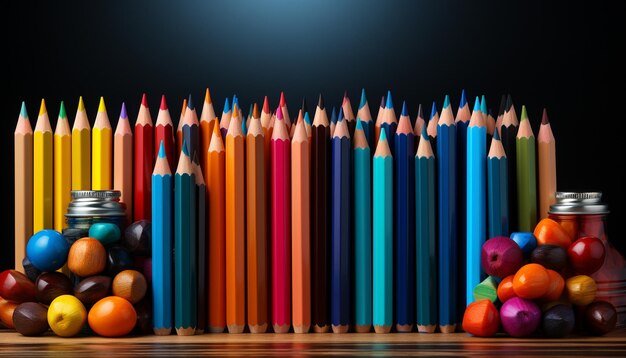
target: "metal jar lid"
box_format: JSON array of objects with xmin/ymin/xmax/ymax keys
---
[
  {"xmin": 65, "ymin": 190, "xmax": 126, "ymax": 217},
  {"xmin": 548, "ymin": 192, "xmax": 610, "ymax": 215}
]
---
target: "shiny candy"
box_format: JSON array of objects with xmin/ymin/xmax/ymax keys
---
[
  {"xmin": 89, "ymin": 223, "xmax": 122, "ymax": 245},
  {"xmin": 26, "ymin": 230, "xmax": 70, "ymax": 272}
]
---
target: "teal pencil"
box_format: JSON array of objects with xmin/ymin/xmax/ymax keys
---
[
  {"xmin": 353, "ymin": 119, "xmax": 371, "ymax": 333},
  {"xmin": 415, "ymin": 124, "xmax": 437, "ymax": 333},
  {"xmin": 152, "ymin": 141, "xmax": 173, "ymax": 336},
  {"xmin": 175, "ymin": 140, "xmax": 197, "ymax": 335},
  {"xmin": 373, "ymin": 130, "xmax": 393, "ymax": 334}
]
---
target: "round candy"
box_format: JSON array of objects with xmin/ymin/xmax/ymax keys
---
[
  {"xmin": 530, "ymin": 245, "xmax": 568, "ymax": 272},
  {"xmin": 12, "ymin": 302, "xmax": 49, "ymax": 336},
  {"xmin": 0, "ymin": 269, "xmax": 37, "ymax": 303},
  {"xmin": 112, "ymin": 270, "xmax": 147, "ymax": 304},
  {"xmin": 584, "ymin": 301, "xmax": 617, "ymax": 335},
  {"xmin": 89, "ymin": 223, "xmax": 121, "ymax": 245},
  {"xmin": 533, "ymin": 218, "xmax": 572, "ymax": 249},
  {"xmin": 543, "ymin": 269, "xmax": 565, "ymax": 302},
  {"xmin": 0, "ymin": 297, "xmax": 18, "ymax": 328},
  {"xmin": 510, "ymin": 232, "xmax": 537, "ymax": 256},
  {"xmin": 74, "ymin": 275, "xmax": 112, "ymax": 306},
  {"xmin": 481, "ymin": 236, "xmax": 523, "ymax": 279},
  {"xmin": 35, "ymin": 272, "xmax": 74, "ymax": 304},
  {"xmin": 47, "ymin": 295, "xmax": 87, "ymax": 337},
  {"xmin": 88, "ymin": 296, "xmax": 137, "ymax": 337},
  {"xmin": 566, "ymin": 275, "xmax": 597, "ymax": 306},
  {"xmin": 513, "ymin": 263, "xmax": 550, "ymax": 299},
  {"xmin": 123, "ymin": 220, "xmax": 152, "ymax": 256},
  {"xmin": 542, "ymin": 304, "xmax": 575, "ymax": 338},
  {"xmin": 21, "ymin": 257, "xmax": 41, "ymax": 282},
  {"xmin": 67, "ymin": 238, "xmax": 107, "ymax": 277},
  {"xmin": 26, "ymin": 230, "xmax": 70, "ymax": 272},
  {"xmin": 567, "ymin": 236, "xmax": 606, "ymax": 275},
  {"xmin": 500, "ymin": 297, "xmax": 541, "ymax": 337},
  {"xmin": 62, "ymin": 227, "xmax": 89, "ymax": 246},
  {"xmin": 497, "ymin": 275, "xmax": 517, "ymax": 303},
  {"xmin": 106, "ymin": 246, "xmax": 135, "ymax": 276},
  {"xmin": 462, "ymin": 299, "xmax": 500, "ymax": 337}
]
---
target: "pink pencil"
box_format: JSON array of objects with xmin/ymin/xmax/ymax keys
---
[{"xmin": 271, "ymin": 106, "xmax": 291, "ymax": 333}]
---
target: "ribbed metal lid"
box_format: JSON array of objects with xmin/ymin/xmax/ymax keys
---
[
  {"xmin": 66, "ymin": 190, "xmax": 126, "ymax": 217},
  {"xmin": 549, "ymin": 192, "xmax": 609, "ymax": 214}
]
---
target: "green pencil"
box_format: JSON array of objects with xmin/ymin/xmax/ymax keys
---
[{"xmin": 516, "ymin": 106, "xmax": 537, "ymax": 231}]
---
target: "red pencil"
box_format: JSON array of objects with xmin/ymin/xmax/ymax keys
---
[
  {"xmin": 155, "ymin": 95, "xmax": 176, "ymax": 173},
  {"xmin": 134, "ymin": 93, "xmax": 154, "ymax": 221},
  {"xmin": 271, "ymin": 106, "xmax": 291, "ymax": 333}
]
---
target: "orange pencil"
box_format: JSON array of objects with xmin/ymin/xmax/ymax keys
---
[
  {"xmin": 246, "ymin": 113, "xmax": 268, "ymax": 333},
  {"xmin": 176, "ymin": 98, "xmax": 187, "ymax": 156},
  {"xmin": 206, "ymin": 121, "xmax": 226, "ymax": 333},
  {"xmin": 225, "ymin": 104, "xmax": 246, "ymax": 333},
  {"xmin": 538, "ymin": 109, "xmax": 557, "ymax": 219},
  {"xmin": 199, "ymin": 88, "xmax": 217, "ymax": 174},
  {"xmin": 291, "ymin": 114, "xmax": 311, "ymax": 333},
  {"xmin": 114, "ymin": 103, "xmax": 133, "ymax": 224},
  {"xmin": 280, "ymin": 91, "xmax": 291, "ymax": 130},
  {"xmin": 15, "ymin": 102, "xmax": 32, "ymax": 271}
]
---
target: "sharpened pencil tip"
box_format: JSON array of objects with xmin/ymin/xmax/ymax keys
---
[
  {"xmin": 506, "ymin": 94, "xmax": 513, "ymax": 112},
  {"xmin": 317, "ymin": 94, "xmax": 325, "ymax": 110},
  {"xmin": 401, "ymin": 100, "xmax": 408, "ymax": 116},
  {"xmin": 473, "ymin": 96, "xmax": 481, "ymax": 112},
  {"xmin": 160, "ymin": 95, "xmax": 168, "ymax": 110},
  {"xmin": 542, "ymin": 108, "xmax": 549, "ymax": 124},
  {"xmin": 120, "ymin": 102, "xmax": 128, "ymax": 119},
  {"xmin": 356, "ymin": 118, "xmax": 363, "ymax": 130},
  {"xmin": 78, "ymin": 96, "xmax": 85, "ymax": 112},
  {"xmin": 98, "ymin": 97, "xmax": 106, "ymax": 113},
  {"xmin": 279, "ymin": 91, "xmax": 286, "ymax": 107},
  {"xmin": 385, "ymin": 90, "xmax": 393, "ymax": 109},
  {"xmin": 182, "ymin": 139, "xmax": 190, "ymax": 156},
  {"xmin": 359, "ymin": 88, "xmax": 367, "ymax": 109},
  {"xmin": 276, "ymin": 105, "xmax": 284, "ymax": 120},
  {"xmin": 20, "ymin": 101, "xmax": 28, "ymax": 118},
  {"xmin": 338, "ymin": 107, "xmax": 345, "ymax": 121},
  {"xmin": 417, "ymin": 104, "xmax": 423, "ymax": 119},
  {"xmin": 421, "ymin": 120, "xmax": 429, "ymax": 139},
  {"xmin": 39, "ymin": 99, "xmax": 47, "ymax": 115},
  {"xmin": 480, "ymin": 95, "xmax": 487, "ymax": 114},
  {"xmin": 187, "ymin": 94, "xmax": 194, "ymax": 110},
  {"xmin": 301, "ymin": 97, "xmax": 308, "ymax": 113},
  {"xmin": 141, "ymin": 93, "xmax": 148, "ymax": 107},
  {"xmin": 205, "ymin": 88, "xmax": 212, "ymax": 104},
  {"xmin": 158, "ymin": 140, "xmax": 166, "ymax": 158},
  {"xmin": 380, "ymin": 96, "xmax": 385, "ymax": 108},
  {"xmin": 223, "ymin": 97, "xmax": 231, "ymax": 113},
  {"xmin": 59, "ymin": 101, "xmax": 67, "ymax": 119},
  {"xmin": 520, "ymin": 105, "xmax": 528, "ymax": 121},
  {"xmin": 460, "ymin": 89, "xmax": 467, "ymax": 108},
  {"xmin": 330, "ymin": 106, "xmax": 337, "ymax": 124},
  {"xmin": 430, "ymin": 101, "xmax": 438, "ymax": 119},
  {"xmin": 443, "ymin": 95, "xmax": 450, "ymax": 109},
  {"xmin": 493, "ymin": 126, "xmax": 500, "ymax": 140}
]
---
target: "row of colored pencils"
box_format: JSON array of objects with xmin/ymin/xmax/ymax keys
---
[{"xmin": 14, "ymin": 89, "xmax": 557, "ymax": 334}]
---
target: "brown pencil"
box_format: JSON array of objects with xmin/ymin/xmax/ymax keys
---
[
  {"xmin": 114, "ymin": 103, "xmax": 133, "ymax": 224},
  {"xmin": 538, "ymin": 109, "xmax": 556, "ymax": 220},
  {"xmin": 14, "ymin": 102, "xmax": 32, "ymax": 271}
]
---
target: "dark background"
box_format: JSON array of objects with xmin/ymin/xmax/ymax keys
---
[{"xmin": 2, "ymin": 0, "xmax": 625, "ymax": 270}]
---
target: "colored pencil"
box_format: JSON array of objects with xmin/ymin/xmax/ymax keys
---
[
  {"xmin": 342, "ymin": 91, "xmax": 356, "ymax": 137},
  {"xmin": 415, "ymin": 123, "xmax": 437, "ymax": 333},
  {"xmin": 246, "ymin": 112, "xmax": 268, "ymax": 334},
  {"xmin": 220, "ymin": 97, "xmax": 231, "ymax": 141},
  {"xmin": 261, "ymin": 97, "xmax": 273, "ymax": 300},
  {"xmin": 152, "ymin": 141, "xmax": 173, "ymax": 336},
  {"xmin": 486, "ymin": 109, "xmax": 496, "ymax": 149},
  {"xmin": 72, "ymin": 97, "xmax": 91, "ymax": 190},
  {"xmin": 113, "ymin": 103, "xmax": 133, "ymax": 224},
  {"xmin": 467, "ymin": 97, "xmax": 487, "ymax": 306},
  {"xmin": 455, "ymin": 91, "xmax": 470, "ymax": 318},
  {"xmin": 193, "ymin": 159, "xmax": 207, "ymax": 334},
  {"xmin": 54, "ymin": 101, "xmax": 71, "ymax": 232},
  {"xmin": 380, "ymin": 91, "xmax": 397, "ymax": 154},
  {"xmin": 500, "ymin": 95, "xmax": 519, "ymax": 232},
  {"xmin": 331, "ymin": 111, "xmax": 351, "ymax": 333},
  {"xmin": 516, "ymin": 106, "xmax": 537, "ymax": 231},
  {"xmin": 225, "ymin": 104, "xmax": 246, "ymax": 334},
  {"xmin": 206, "ymin": 122, "xmax": 226, "ymax": 333},
  {"xmin": 14, "ymin": 102, "xmax": 32, "ymax": 271},
  {"xmin": 241, "ymin": 109, "xmax": 248, "ymax": 136},
  {"xmin": 353, "ymin": 119, "xmax": 371, "ymax": 333},
  {"xmin": 134, "ymin": 94, "xmax": 154, "ymax": 221},
  {"xmin": 311, "ymin": 94, "xmax": 330, "ymax": 333},
  {"xmin": 291, "ymin": 115, "xmax": 311, "ymax": 334},
  {"xmin": 200, "ymin": 88, "xmax": 217, "ymax": 171},
  {"xmin": 174, "ymin": 142, "xmax": 197, "ymax": 335},
  {"xmin": 495, "ymin": 94, "xmax": 506, "ymax": 129},
  {"xmin": 246, "ymin": 103, "xmax": 254, "ymax": 130},
  {"xmin": 182, "ymin": 95, "xmax": 200, "ymax": 161},
  {"xmin": 176, "ymin": 98, "xmax": 187, "ymax": 156},
  {"xmin": 395, "ymin": 100, "xmax": 415, "ymax": 332},
  {"xmin": 437, "ymin": 94, "xmax": 457, "ymax": 333},
  {"xmin": 356, "ymin": 88, "xmax": 374, "ymax": 148},
  {"xmin": 155, "ymin": 95, "xmax": 176, "ymax": 173},
  {"xmin": 280, "ymin": 91, "xmax": 291, "ymax": 129},
  {"xmin": 427, "ymin": 101, "xmax": 439, "ymax": 155},
  {"xmin": 480, "ymin": 95, "xmax": 490, "ymax": 145},
  {"xmin": 289, "ymin": 109, "xmax": 303, "ymax": 139},
  {"xmin": 413, "ymin": 104, "xmax": 425, "ymax": 141},
  {"xmin": 271, "ymin": 106, "xmax": 291, "ymax": 333},
  {"xmin": 487, "ymin": 128, "xmax": 509, "ymax": 238},
  {"xmin": 33, "ymin": 99, "xmax": 53, "ymax": 233},
  {"xmin": 329, "ymin": 106, "xmax": 337, "ymax": 137},
  {"xmin": 302, "ymin": 97, "xmax": 312, "ymax": 140},
  {"xmin": 538, "ymin": 109, "xmax": 556, "ymax": 220},
  {"xmin": 373, "ymin": 130, "xmax": 393, "ymax": 334},
  {"xmin": 92, "ymin": 97, "xmax": 112, "ymax": 190},
  {"xmin": 374, "ymin": 95, "xmax": 385, "ymax": 148}
]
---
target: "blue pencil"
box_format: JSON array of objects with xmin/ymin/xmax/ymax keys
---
[
  {"xmin": 331, "ymin": 109, "xmax": 351, "ymax": 333},
  {"xmin": 415, "ymin": 124, "xmax": 437, "ymax": 333},
  {"xmin": 466, "ymin": 97, "xmax": 487, "ymax": 306},
  {"xmin": 353, "ymin": 119, "xmax": 372, "ymax": 333},
  {"xmin": 152, "ymin": 141, "xmax": 173, "ymax": 336},
  {"xmin": 487, "ymin": 129, "xmax": 509, "ymax": 237},
  {"xmin": 356, "ymin": 88, "xmax": 374, "ymax": 148},
  {"xmin": 373, "ymin": 130, "xmax": 393, "ymax": 333},
  {"xmin": 174, "ymin": 140, "xmax": 197, "ymax": 335},
  {"xmin": 380, "ymin": 90, "xmax": 397, "ymax": 155},
  {"xmin": 182, "ymin": 95, "xmax": 200, "ymax": 161},
  {"xmin": 455, "ymin": 90, "xmax": 470, "ymax": 320},
  {"xmin": 427, "ymin": 101, "xmax": 439, "ymax": 156},
  {"xmin": 437, "ymin": 95, "xmax": 457, "ymax": 333},
  {"xmin": 394, "ymin": 101, "xmax": 415, "ymax": 332}
]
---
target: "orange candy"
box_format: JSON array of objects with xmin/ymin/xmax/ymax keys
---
[
  {"xmin": 88, "ymin": 296, "xmax": 137, "ymax": 337},
  {"xmin": 513, "ymin": 263, "xmax": 550, "ymax": 299},
  {"xmin": 462, "ymin": 299, "xmax": 500, "ymax": 337},
  {"xmin": 0, "ymin": 297, "xmax": 18, "ymax": 329},
  {"xmin": 534, "ymin": 218, "xmax": 572, "ymax": 249},
  {"xmin": 497, "ymin": 275, "xmax": 517, "ymax": 303},
  {"xmin": 543, "ymin": 269, "xmax": 565, "ymax": 301}
]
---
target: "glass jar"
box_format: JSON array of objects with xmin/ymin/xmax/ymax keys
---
[
  {"xmin": 549, "ymin": 192, "xmax": 626, "ymax": 327},
  {"xmin": 65, "ymin": 190, "xmax": 127, "ymax": 231}
]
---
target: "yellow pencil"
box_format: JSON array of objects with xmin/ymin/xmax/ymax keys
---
[
  {"xmin": 92, "ymin": 97, "xmax": 112, "ymax": 190},
  {"xmin": 54, "ymin": 101, "xmax": 72, "ymax": 232},
  {"xmin": 72, "ymin": 96, "xmax": 91, "ymax": 190},
  {"xmin": 33, "ymin": 99, "xmax": 53, "ymax": 233}
]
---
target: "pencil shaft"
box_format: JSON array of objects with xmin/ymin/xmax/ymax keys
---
[
  {"xmin": 456, "ymin": 120, "xmax": 468, "ymax": 318},
  {"xmin": 207, "ymin": 149, "xmax": 226, "ymax": 332},
  {"xmin": 353, "ymin": 147, "xmax": 371, "ymax": 329},
  {"xmin": 152, "ymin": 173, "xmax": 173, "ymax": 334},
  {"xmin": 135, "ymin": 124, "xmax": 153, "ymax": 220},
  {"xmin": 373, "ymin": 155, "xmax": 393, "ymax": 328},
  {"xmin": 15, "ymin": 132, "xmax": 33, "ymax": 271},
  {"xmin": 516, "ymin": 137, "xmax": 537, "ymax": 231},
  {"xmin": 114, "ymin": 131, "xmax": 133, "ymax": 224},
  {"xmin": 538, "ymin": 139, "xmax": 556, "ymax": 220},
  {"xmin": 155, "ymin": 124, "xmax": 176, "ymax": 173},
  {"xmin": 488, "ymin": 157, "xmax": 509, "ymax": 237},
  {"xmin": 72, "ymin": 128, "xmax": 91, "ymax": 190},
  {"xmin": 34, "ymin": 130, "xmax": 53, "ymax": 232},
  {"xmin": 196, "ymin": 181, "xmax": 207, "ymax": 333},
  {"xmin": 501, "ymin": 125, "xmax": 518, "ymax": 231},
  {"xmin": 92, "ymin": 127, "xmax": 112, "ymax": 190},
  {"xmin": 272, "ymin": 138, "xmax": 291, "ymax": 328},
  {"xmin": 54, "ymin": 133, "xmax": 71, "ymax": 232},
  {"xmin": 175, "ymin": 172, "xmax": 197, "ymax": 333}
]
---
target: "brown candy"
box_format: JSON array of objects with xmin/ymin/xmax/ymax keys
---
[
  {"xmin": 12, "ymin": 302, "xmax": 49, "ymax": 336},
  {"xmin": 67, "ymin": 238, "xmax": 107, "ymax": 277},
  {"xmin": 112, "ymin": 270, "xmax": 147, "ymax": 304},
  {"xmin": 35, "ymin": 272, "xmax": 73, "ymax": 304},
  {"xmin": 74, "ymin": 275, "xmax": 112, "ymax": 306}
]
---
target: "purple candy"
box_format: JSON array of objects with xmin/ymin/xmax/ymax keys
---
[{"xmin": 500, "ymin": 297, "xmax": 541, "ymax": 337}]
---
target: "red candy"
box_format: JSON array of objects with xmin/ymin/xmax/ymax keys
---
[
  {"xmin": 0, "ymin": 270, "xmax": 37, "ymax": 303},
  {"xmin": 568, "ymin": 236, "xmax": 606, "ymax": 275},
  {"xmin": 462, "ymin": 299, "xmax": 500, "ymax": 337},
  {"xmin": 534, "ymin": 218, "xmax": 572, "ymax": 249}
]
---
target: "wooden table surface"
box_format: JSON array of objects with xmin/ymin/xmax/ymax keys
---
[{"xmin": 1, "ymin": 329, "xmax": 625, "ymax": 356}]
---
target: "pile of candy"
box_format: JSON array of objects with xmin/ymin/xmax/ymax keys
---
[
  {"xmin": 463, "ymin": 218, "xmax": 617, "ymax": 337},
  {"xmin": 0, "ymin": 221, "xmax": 152, "ymax": 337}
]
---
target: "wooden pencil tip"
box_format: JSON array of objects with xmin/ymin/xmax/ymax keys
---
[
  {"xmin": 542, "ymin": 108, "xmax": 549, "ymax": 124},
  {"xmin": 205, "ymin": 87, "xmax": 212, "ymax": 103},
  {"xmin": 160, "ymin": 95, "xmax": 168, "ymax": 110},
  {"xmin": 279, "ymin": 91, "xmax": 286, "ymax": 107},
  {"xmin": 317, "ymin": 93, "xmax": 325, "ymax": 109},
  {"xmin": 59, "ymin": 101, "xmax": 67, "ymax": 119},
  {"xmin": 120, "ymin": 102, "xmax": 128, "ymax": 119},
  {"xmin": 78, "ymin": 96, "xmax": 85, "ymax": 112},
  {"xmin": 520, "ymin": 105, "xmax": 528, "ymax": 121},
  {"xmin": 262, "ymin": 96, "xmax": 270, "ymax": 113},
  {"xmin": 459, "ymin": 89, "xmax": 467, "ymax": 108},
  {"xmin": 98, "ymin": 97, "xmax": 106, "ymax": 113},
  {"xmin": 141, "ymin": 93, "xmax": 148, "ymax": 107},
  {"xmin": 20, "ymin": 101, "xmax": 28, "ymax": 118},
  {"xmin": 187, "ymin": 94, "xmax": 194, "ymax": 110},
  {"xmin": 39, "ymin": 98, "xmax": 47, "ymax": 115},
  {"xmin": 359, "ymin": 88, "xmax": 367, "ymax": 109}
]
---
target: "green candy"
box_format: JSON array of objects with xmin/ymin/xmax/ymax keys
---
[
  {"xmin": 88, "ymin": 223, "xmax": 121, "ymax": 245},
  {"xmin": 473, "ymin": 276, "xmax": 499, "ymax": 303}
]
